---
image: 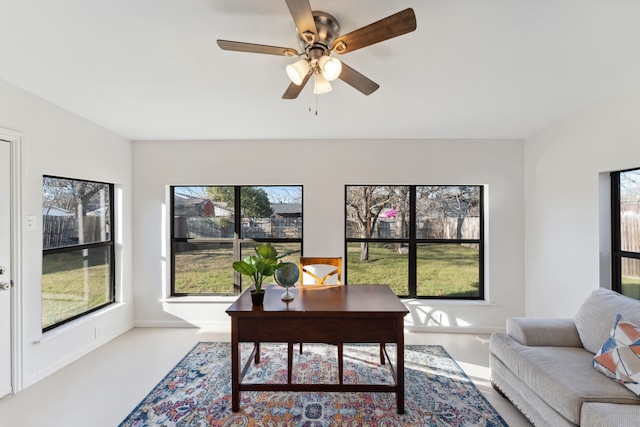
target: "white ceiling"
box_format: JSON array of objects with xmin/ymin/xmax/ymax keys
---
[{"xmin": 2, "ymin": 0, "xmax": 640, "ymax": 141}]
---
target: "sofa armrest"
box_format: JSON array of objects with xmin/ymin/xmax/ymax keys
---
[{"xmin": 506, "ymin": 317, "xmax": 583, "ymax": 347}]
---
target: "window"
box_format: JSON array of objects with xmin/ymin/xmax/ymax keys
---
[
  {"xmin": 345, "ymin": 185, "xmax": 484, "ymax": 299},
  {"xmin": 42, "ymin": 176, "xmax": 115, "ymax": 331},
  {"xmin": 611, "ymin": 168, "xmax": 640, "ymax": 299},
  {"xmin": 171, "ymin": 186, "xmax": 302, "ymax": 295}
]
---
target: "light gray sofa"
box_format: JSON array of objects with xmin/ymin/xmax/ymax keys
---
[{"xmin": 489, "ymin": 288, "xmax": 640, "ymax": 426}]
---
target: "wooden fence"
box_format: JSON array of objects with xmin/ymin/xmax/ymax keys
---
[
  {"xmin": 621, "ymin": 215, "xmax": 640, "ymax": 278},
  {"xmin": 348, "ymin": 217, "xmax": 480, "ymax": 240},
  {"xmin": 43, "ymin": 216, "xmax": 107, "ymax": 249},
  {"xmin": 174, "ymin": 217, "xmax": 302, "ymax": 240}
]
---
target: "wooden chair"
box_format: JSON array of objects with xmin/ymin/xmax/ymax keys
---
[
  {"xmin": 289, "ymin": 257, "xmax": 344, "ymax": 383},
  {"xmin": 297, "ymin": 256, "xmax": 385, "ymax": 369},
  {"xmin": 299, "ymin": 257, "xmax": 342, "ymax": 286}
]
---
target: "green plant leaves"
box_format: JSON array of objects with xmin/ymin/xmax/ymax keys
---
[
  {"xmin": 232, "ymin": 243, "xmax": 299, "ymax": 292},
  {"xmin": 232, "ymin": 260, "xmax": 256, "ymax": 276},
  {"xmin": 256, "ymin": 243, "xmax": 278, "ymax": 260}
]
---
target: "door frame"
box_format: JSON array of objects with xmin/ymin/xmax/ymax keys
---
[{"xmin": 0, "ymin": 127, "xmax": 23, "ymax": 395}]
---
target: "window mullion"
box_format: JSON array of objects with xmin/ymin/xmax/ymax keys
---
[
  {"xmin": 408, "ymin": 186, "xmax": 417, "ymax": 298},
  {"xmin": 611, "ymin": 171, "xmax": 621, "ymax": 292}
]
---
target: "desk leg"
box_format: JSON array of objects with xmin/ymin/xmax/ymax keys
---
[
  {"xmin": 254, "ymin": 342, "xmax": 261, "ymax": 364},
  {"xmin": 396, "ymin": 319, "xmax": 405, "ymax": 414},
  {"xmin": 231, "ymin": 318, "xmax": 240, "ymax": 412},
  {"xmin": 338, "ymin": 344, "xmax": 344, "ymax": 385},
  {"xmin": 287, "ymin": 343, "xmax": 293, "ymax": 384}
]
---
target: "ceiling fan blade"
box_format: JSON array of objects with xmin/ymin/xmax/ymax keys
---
[
  {"xmin": 217, "ymin": 40, "xmax": 298, "ymax": 56},
  {"xmin": 284, "ymin": 0, "xmax": 317, "ymax": 40},
  {"xmin": 331, "ymin": 8, "xmax": 417, "ymax": 54},
  {"xmin": 282, "ymin": 72, "xmax": 312, "ymax": 99},
  {"xmin": 338, "ymin": 62, "xmax": 379, "ymax": 96}
]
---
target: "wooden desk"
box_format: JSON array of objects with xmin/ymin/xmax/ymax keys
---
[{"xmin": 225, "ymin": 284, "xmax": 409, "ymax": 413}]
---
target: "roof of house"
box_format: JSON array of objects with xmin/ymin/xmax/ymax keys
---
[{"xmin": 271, "ymin": 203, "xmax": 302, "ymax": 216}]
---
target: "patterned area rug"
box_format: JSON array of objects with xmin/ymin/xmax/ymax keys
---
[{"xmin": 119, "ymin": 342, "xmax": 507, "ymax": 427}]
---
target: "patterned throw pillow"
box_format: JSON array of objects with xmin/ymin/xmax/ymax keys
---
[{"xmin": 593, "ymin": 314, "xmax": 640, "ymax": 396}]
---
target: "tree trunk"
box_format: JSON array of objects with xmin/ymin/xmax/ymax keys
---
[
  {"xmin": 456, "ymin": 215, "xmax": 465, "ymax": 240},
  {"xmin": 360, "ymin": 241, "xmax": 369, "ymax": 262}
]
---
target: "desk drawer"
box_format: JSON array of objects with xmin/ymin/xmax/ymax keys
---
[{"xmin": 236, "ymin": 316, "xmax": 401, "ymax": 343}]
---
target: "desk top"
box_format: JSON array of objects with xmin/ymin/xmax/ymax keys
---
[{"xmin": 226, "ymin": 284, "xmax": 409, "ymax": 317}]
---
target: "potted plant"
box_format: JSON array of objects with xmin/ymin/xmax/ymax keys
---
[{"xmin": 232, "ymin": 243, "xmax": 298, "ymax": 305}]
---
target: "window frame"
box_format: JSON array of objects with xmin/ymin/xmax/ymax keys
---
[
  {"xmin": 170, "ymin": 185, "xmax": 303, "ymax": 296},
  {"xmin": 611, "ymin": 167, "xmax": 640, "ymax": 298},
  {"xmin": 344, "ymin": 185, "xmax": 484, "ymax": 299},
  {"xmin": 42, "ymin": 175, "xmax": 115, "ymax": 332}
]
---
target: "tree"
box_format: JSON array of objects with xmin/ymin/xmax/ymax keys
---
[
  {"xmin": 207, "ymin": 186, "xmax": 273, "ymax": 218},
  {"xmin": 42, "ymin": 177, "xmax": 110, "ymax": 246},
  {"xmin": 390, "ymin": 186, "xmax": 410, "ymax": 241},
  {"xmin": 621, "ymin": 170, "xmax": 640, "ymax": 213},
  {"xmin": 448, "ymin": 186, "xmax": 480, "ymax": 239},
  {"xmin": 346, "ymin": 186, "xmax": 395, "ymax": 261},
  {"xmin": 43, "ymin": 177, "xmax": 108, "ymax": 217},
  {"xmin": 416, "ymin": 186, "xmax": 479, "ymax": 239}
]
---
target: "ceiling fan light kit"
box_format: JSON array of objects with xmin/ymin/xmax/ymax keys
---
[
  {"xmin": 286, "ymin": 59, "xmax": 311, "ymax": 85},
  {"xmin": 216, "ymin": 0, "xmax": 417, "ymax": 99},
  {"xmin": 313, "ymin": 73, "xmax": 332, "ymax": 94},
  {"xmin": 317, "ymin": 56, "xmax": 342, "ymax": 81}
]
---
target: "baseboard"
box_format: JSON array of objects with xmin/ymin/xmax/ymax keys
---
[
  {"xmin": 133, "ymin": 320, "xmax": 229, "ymax": 329},
  {"xmin": 405, "ymin": 325, "xmax": 504, "ymax": 334}
]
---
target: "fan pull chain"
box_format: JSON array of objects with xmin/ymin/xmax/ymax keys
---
[
  {"xmin": 308, "ymin": 74, "xmax": 313, "ymax": 113},
  {"xmin": 313, "ymin": 73, "xmax": 318, "ymax": 115},
  {"xmin": 307, "ymin": 73, "xmax": 318, "ymax": 115}
]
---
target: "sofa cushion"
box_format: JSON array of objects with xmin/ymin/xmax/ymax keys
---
[
  {"xmin": 490, "ymin": 332, "xmax": 640, "ymax": 424},
  {"xmin": 574, "ymin": 288, "xmax": 640, "ymax": 354},
  {"xmin": 506, "ymin": 317, "xmax": 582, "ymax": 347},
  {"xmin": 593, "ymin": 314, "xmax": 640, "ymax": 396}
]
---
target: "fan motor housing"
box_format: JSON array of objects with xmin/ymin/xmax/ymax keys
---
[{"xmin": 298, "ymin": 11, "xmax": 340, "ymax": 56}]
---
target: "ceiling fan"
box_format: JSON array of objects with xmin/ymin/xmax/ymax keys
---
[{"xmin": 217, "ymin": 0, "xmax": 417, "ymax": 99}]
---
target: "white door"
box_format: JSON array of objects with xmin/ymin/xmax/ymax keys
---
[{"xmin": 0, "ymin": 139, "xmax": 12, "ymax": 398}]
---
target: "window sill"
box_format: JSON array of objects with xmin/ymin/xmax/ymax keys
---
[
  {"xmin": 163, "ymin": 295, "xmax": 238, "ymax": 304},
  {"xmin": 36, "ymin": 302, "xmax": 129, "ymax": 343},
  {"xmin": 401, "ymin": 298, "xmax": 496, "ymax": 306}
]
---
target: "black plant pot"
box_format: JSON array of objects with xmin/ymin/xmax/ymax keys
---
[{"xmin": 251, "ymin": 290, "xmax": 265, "ymax": 306}]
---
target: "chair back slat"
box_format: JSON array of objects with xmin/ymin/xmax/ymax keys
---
[{"xmin": 299, "ymin": 257, "xmax": 342, "ymax": 286}]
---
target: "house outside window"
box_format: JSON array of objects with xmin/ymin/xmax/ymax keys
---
[
  {"xmin": 611, "ymin": 168, "xmax": 640, "ymax": 299},
  {"xmin": 345, "ymin": 185, "xmax": 484, "ymax": 299},
  {"xmin": 42, "ymin": 176, "xmax": 115, "ymax": 331},
  {"xmin": 171, "ymin": 185, "xmax": 302, "ymax": 295}
]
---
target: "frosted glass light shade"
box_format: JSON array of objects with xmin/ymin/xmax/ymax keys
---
[
  {"xmin": 286, "ymin": 59, "xmax": 310, "ymax": 85},
  {"xmin": 318, "ymin": 56, "xmax": 342, "ymax": 81},
  {"xmin": 313, "ymin": 73, "xmax": 332, "ymax": 94}
]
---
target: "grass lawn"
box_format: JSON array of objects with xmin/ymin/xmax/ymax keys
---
[
  {"xmin": 174, "ymin": 243, "xmax": 235, "ymax": 294},
  {"xmin": 42, "ymin": 242, "xmax": 480, "ymax": 326},
  {"xmin": 347, "ymin": 243, "xmax": 480, "ymax": 297},
  {"xmin": 174, "ymin": 242, "xmax": 301, "ymax": 294},
  {"xmin": 622, "ymin": 276, "xmax": 640, "ymax": 299},
  {"xmin": 173, "ymin": 242, "xmax": 479, "ymax": 297},
  {"xmin": 42, "ymin": 250, "xmax": 111, "ymax": 329},
  {"xmin": 42, "ymin": 240, "xmax": 639, "ymax": 328}
]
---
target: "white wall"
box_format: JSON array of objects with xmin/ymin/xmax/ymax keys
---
[
  {"xmin": 132, "ymin": 138, "xmax": 525, "ymax": 333},
  {"xmin": 0, "ymin": 80, "xmax": 134, "ymax": 389},
  {"xmin": 524, "ymin": 78, "xmax": 640, "ymax": 317}
]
